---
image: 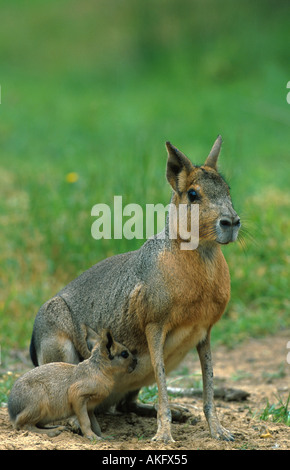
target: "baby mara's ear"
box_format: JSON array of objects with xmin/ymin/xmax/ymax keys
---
[
  {"xmin": 100, "ymin": 329, "xmax": 115, "ymax": 359},
  {"xmin": 85, "ymin": 325, "xmax": 99, "ymax": 352}
]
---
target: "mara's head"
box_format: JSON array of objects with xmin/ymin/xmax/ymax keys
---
[
  {"xmin": 166, "ymin": 135, "xmax": 240, "ymax": 247},
  {"xmin": 96, "ymin": 329, "xmax": 137, "ymax": 374}
]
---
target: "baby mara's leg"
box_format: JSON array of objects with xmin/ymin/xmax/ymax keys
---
[
  {"xmin": 21, "ymin": 423, "xmax": 68, "ymax": 437},
  {"xmin": 73, "ymin": 397, "xmax": 102, "ymax": 441},
  {"xmin": 14, "ymin": 409, "xmax": 68, "ymax": 437}
]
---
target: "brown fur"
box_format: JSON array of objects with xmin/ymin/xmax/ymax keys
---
[{"xmin": 9, "ymin": 330, "xmax": 137, "ymax": 440}]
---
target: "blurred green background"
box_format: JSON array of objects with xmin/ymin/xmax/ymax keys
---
[{"xmin": 0, "ymin": 0, "xmax": 289, "ymax": 351}]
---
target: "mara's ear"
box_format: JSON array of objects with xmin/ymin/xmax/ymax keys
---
[
  {"xmin": 100, "ymin": 329, "xmax": 114, "ymax": 358},
  {"xmin": 85, "ymin": 325, "xmax": 99, "ymax": 352},
  {"xmin": 166, "ymin": 142, "xmax": 193, "ymax": 193},
  {"xmin": 204, "ymin": 135, "xmax": 222, "ymax": 170}
]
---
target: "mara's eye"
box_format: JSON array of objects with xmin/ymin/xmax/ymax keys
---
[
  {"xmin": 187, "ymin": 189, "xmax": 198, "ymax": 202},
  {"xmin": 121, "ymin": 350, "xmax": 129, "ymax": 359}
]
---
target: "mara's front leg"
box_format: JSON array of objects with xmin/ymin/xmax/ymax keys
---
[
  {"xmin": 145, "ymin": 323, "xmax": 174, "ymax": 443},
  {"xmin": 69, "ymin": 386, "xmax": 102, "ymax": 441},
  {"xmin": 197, "ymin": 331, "xmax": 234, "ymax": 441}
]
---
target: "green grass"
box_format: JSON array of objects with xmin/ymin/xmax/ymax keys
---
[
  {"xmin": 138, "ymin": 385, "xmax": 159, "ymax": 405},
  {"xmin": 258, "ymin": 394, "xmax": 290, "ymax": 427},
  {"xmin": 0, "ymin": 371, "xmax": 18, "ymax": 407},
  {"xmin": 0, "ymin": 0, "xmax": 289, "ymax": 353}
]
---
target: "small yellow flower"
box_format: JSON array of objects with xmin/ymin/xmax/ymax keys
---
[{"xmin": 65, "ymin": 172, "xmax": 79, "ymax": 183}]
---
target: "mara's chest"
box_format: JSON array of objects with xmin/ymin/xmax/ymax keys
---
[
  {"xmin": 116, "ymin": 247, "xmax": 231, "ymax": 392},
  {"xmin": 158, "ymin": 247, "xmax": 230, "ymax": 326}
]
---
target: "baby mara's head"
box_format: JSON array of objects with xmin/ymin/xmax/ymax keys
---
[{"xmin": 91, "ymin": 329, "xmax": 137, "ymax": 374}]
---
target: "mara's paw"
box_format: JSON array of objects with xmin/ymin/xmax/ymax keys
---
[
  {"xmin": 151, "ymin": 430, "xmax": 175, "ymax": 443},
  {"xmin": 210, "ymin": 424, "xmax": 234, "ymax": 442},
  {"xmin": 85, "ymin": 433, "xmax": 103, "ymax": 442}
]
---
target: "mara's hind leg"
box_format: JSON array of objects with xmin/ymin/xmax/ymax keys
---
[
  {"xmin": 14, "ymin": 410, "xmax": 69, "ymax": 437},
  {"xmin": 31, "ymin": 296, "xmax": 80, "ymax": 365},
  {"xmin": 117, "ymin": 390, "xmax": 157, "ymax": 417},
  {"xmin": 116, "ymin": 390, "xmax": 191, "ymax": 423},
  {"xmin": 21, "ymin": 423, "xmax": 69, "ymax": 437},
  {"xmin": 38, "ymin": 334, "xmax": 80, "ymax": 365}
]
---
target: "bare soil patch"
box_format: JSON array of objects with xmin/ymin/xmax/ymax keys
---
[{"xmin": 1, "ymin": 331, "xmax": 289, "ymax": 450}]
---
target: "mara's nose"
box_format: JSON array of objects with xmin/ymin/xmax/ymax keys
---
[{"xmin": 219, "ymin": 215, "xmax": 241, "ymax": 230}]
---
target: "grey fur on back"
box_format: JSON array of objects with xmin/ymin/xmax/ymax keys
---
[{"xmin": 31, "ymin": 231, "xmax": 170, "ymax": 364}]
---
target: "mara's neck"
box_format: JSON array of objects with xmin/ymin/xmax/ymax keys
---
[{"xmin": 163, "ymin": 194, "xmax": 220, "ymax": 262}]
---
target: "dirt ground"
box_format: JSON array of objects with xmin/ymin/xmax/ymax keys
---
[{"xmin": 1, "ymin": 331, "xmax": 289, "ymax": 451}]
